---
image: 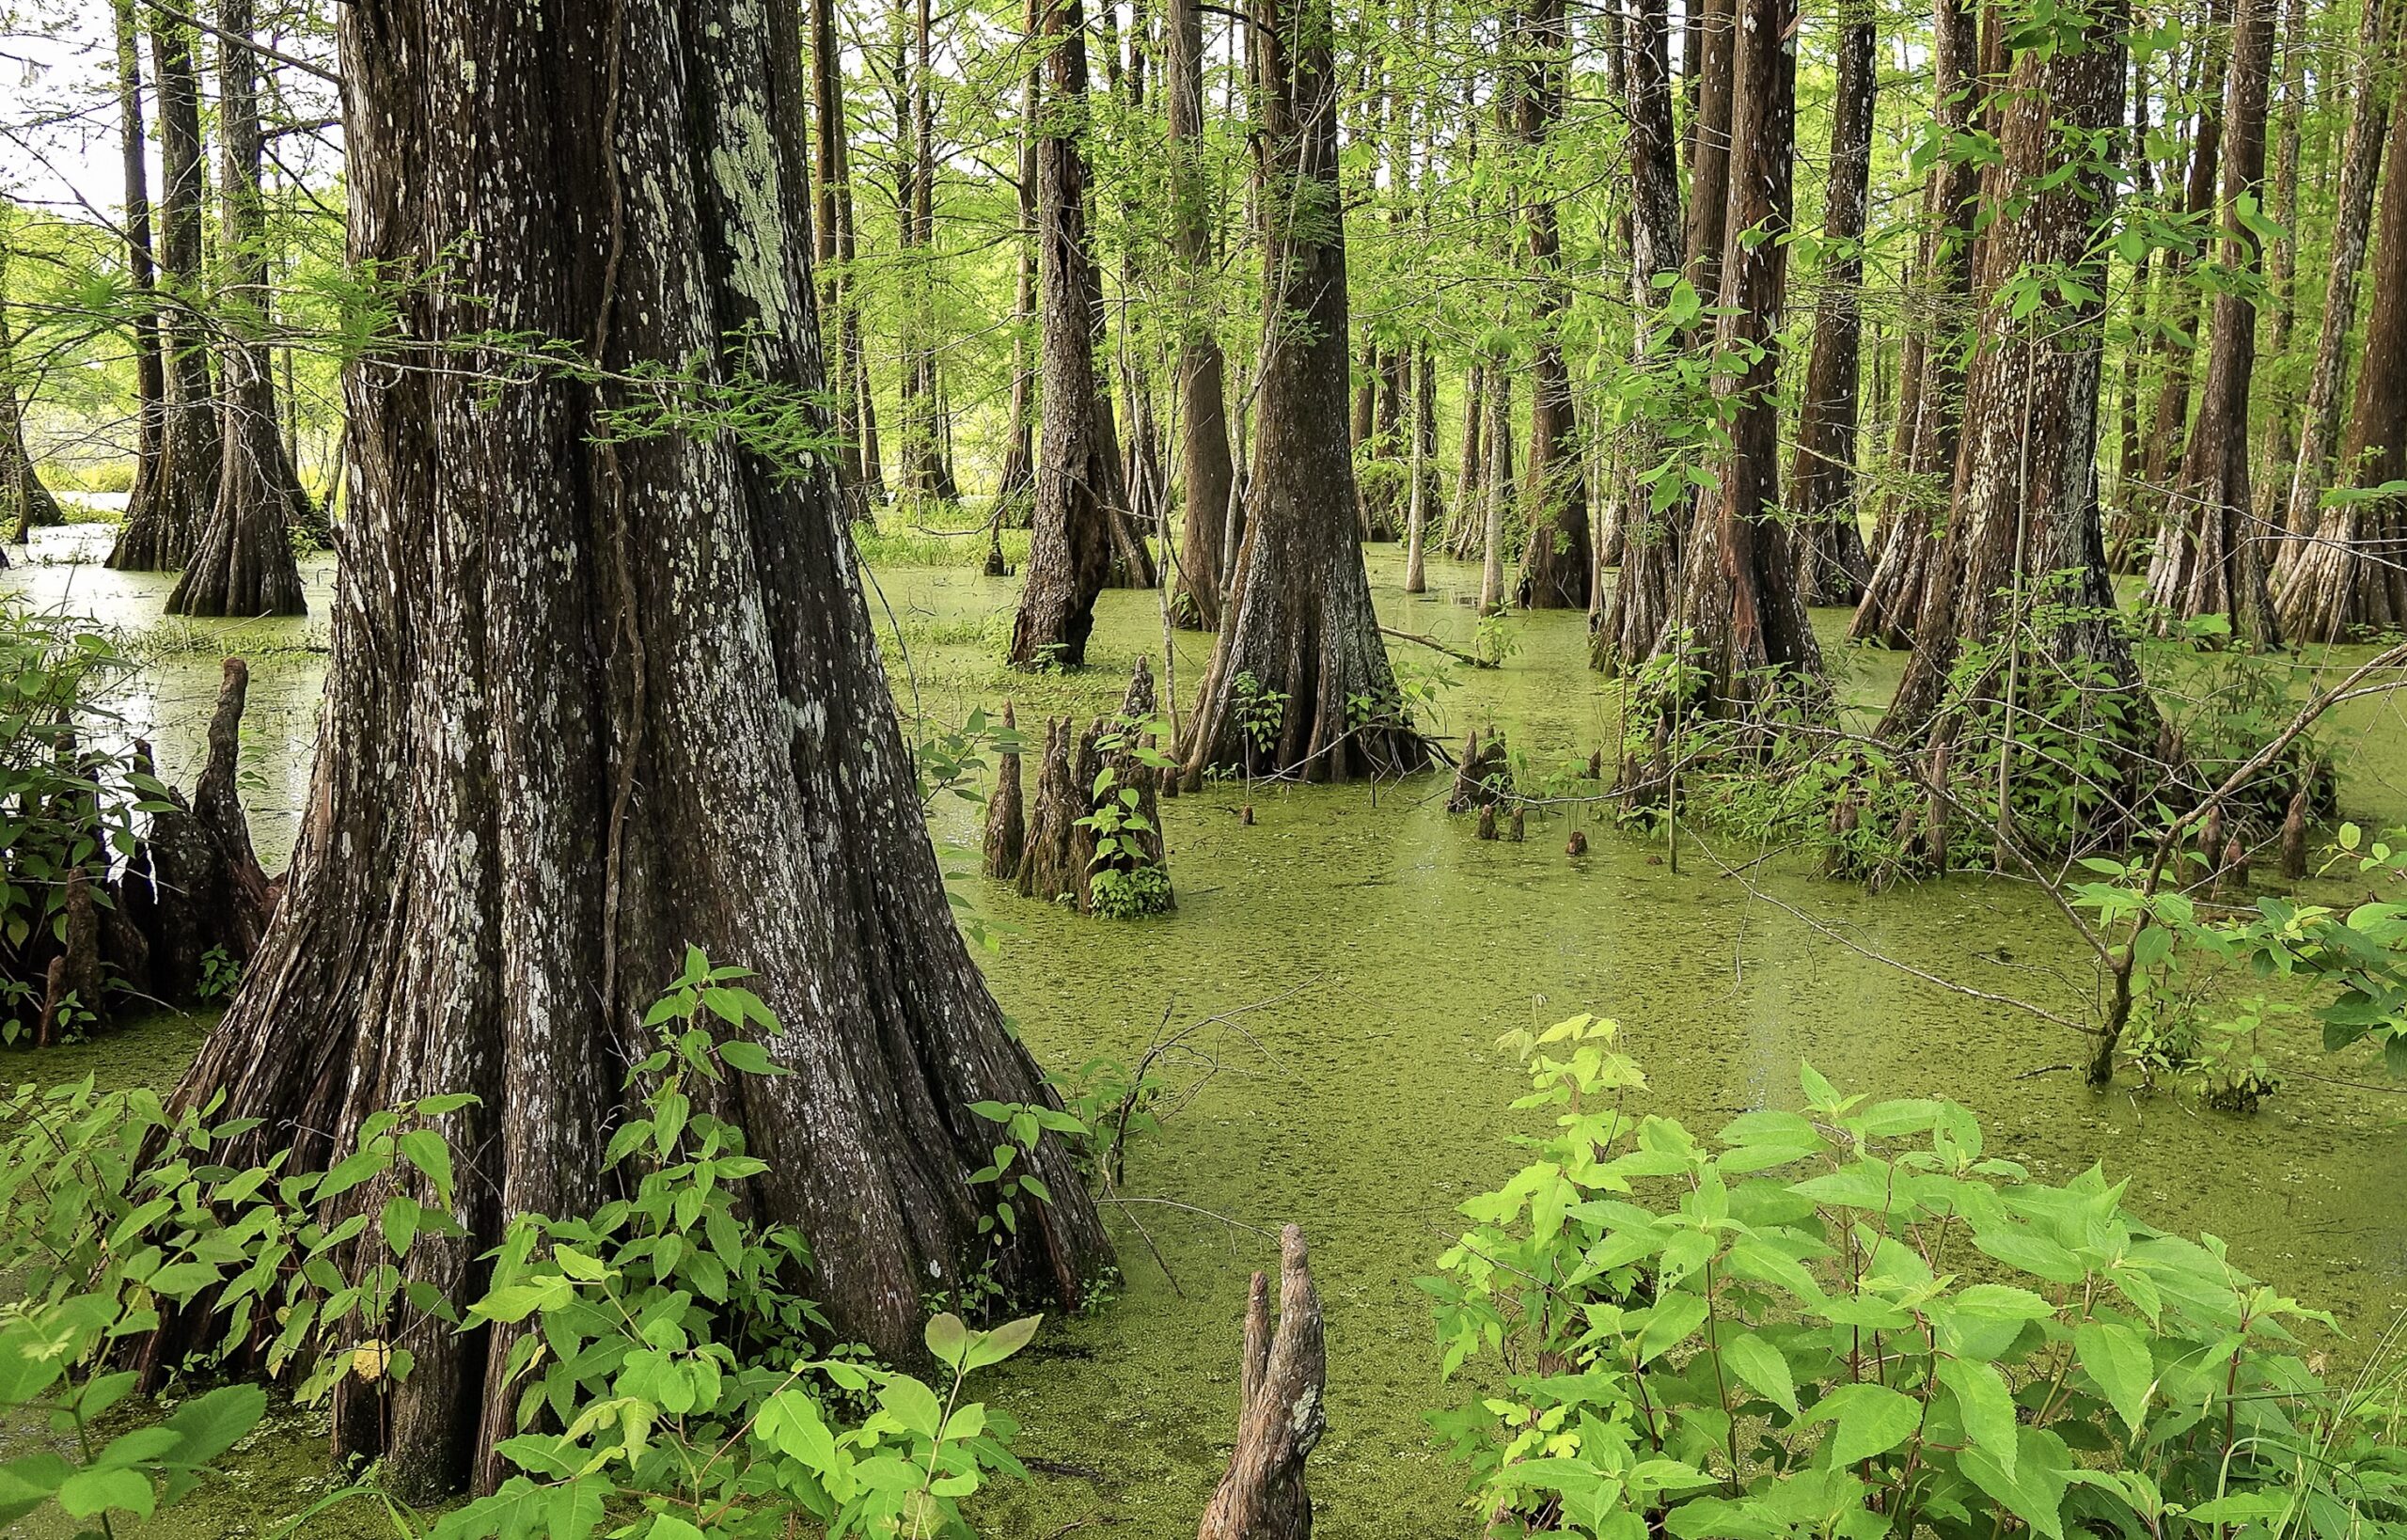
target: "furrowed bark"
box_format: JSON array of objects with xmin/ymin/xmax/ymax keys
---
[{"xmin": 158, "ymin": 1, "xmax": 1111, "ymax": 1500}]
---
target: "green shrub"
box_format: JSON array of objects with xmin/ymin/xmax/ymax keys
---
[{"xmin": 1424, "ymin": 1014, "xmax": 2407, "ymax": 1540}]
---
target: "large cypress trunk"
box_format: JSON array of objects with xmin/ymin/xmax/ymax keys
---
[
  {"xmin": 1786, "ymin": 0, "xmax": 1876, "ymax": 606},
  {"xmin": 1174, "ymin": 0, "xmax": 1430, "ymax": 781},
  {"xmin": 1167, "ymin": 0, "xmax": 1237, "ymax": 628},
  {"xmin": 2147, "ymin": 0, "xmax": 2280, "ymax": 646},
  {"xmin": 1849, "ymin": 0, "xmax": 1978, "ymax": 646},
  {"xmin": 1884, "ymin": 0, "xmax": 2145, "ymax": 756},
  {"xmin": 166, "ymin": 0, "xmax": 308, "ymax": 618},
  {"xmin": 1592, "ymin": 0, "xmax": 1685, "ymax": 674},
  {"xmin": 1639, "ymin": 0, "xmax": 1823, "ymax": 724},
  {"xmin": 2276, "ymin": 0, "xmax": 2398, "ymax": 545},
  {"xmin": 2276, "ymin": 29, "xmax": 2407, "ymax": 638},
  {"xmin": 165, "ymin": 0, "xmax": 1110, "ymax": 1500},
  {"xmin": 108, "ymin": 11, "xmax": 216, "ymax": 573},
  {"xmin": 1512, "ymin": 0, "xmax": 1590, "ymax": 609},
  {"xmin": 1008, "ymin": 0, "xmax": 1139, "ymax": 667}
]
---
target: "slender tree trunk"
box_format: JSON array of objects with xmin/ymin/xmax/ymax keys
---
[
  {"xmin": 1887, "ymin": 0, "xmax": 2147, "ymax": 770},
  {"xmin": 1480, "ymin": 354, "xmax": 1511, "ymax": 612},
  {"xmin": 2115, "ymin": 46, "xmax": 2156, "ymax": 517},
  {"xmin": 109, "ymin": 10, "xmax": 217, "ymax": 572},
  {"xmin": 1450, "ymin": 358, "xmax": 1487, "ymax": 556},
  {"xmin": 1168, "ymin": 0, "xmax": 1236, "ymax": 626},
  {"xmin": 1850, "ymin": 0, "xmax": 1979, "ymax": 645},
  {"xmin": 1786, "ymin": 0, "xmax": 1876, "ymax": 605},
  {"xmin": 1594, "ymin": 0, "xmax": 1685, "ymax": 673},
  {"xmin": 1643, "ymin": 0, "xmax": 1822, "ymax": 723},
  {"xmin": 815, "ymin": 0, "xmax": 872, "ymax": 517},
  {"xmin": 168, "ymin": 0, "xmax": 307, "ymax": 618},
  {"xmin": 1513, "ymin": 0, "xmax": 1591, "ymax": 608},
  {"xmin": 0, "ymin": 234, "xmax": 65, "ymax": 549},
  {"xmin": 162, "ymin": 0, "xmax": 1109, "ymax": 1501},
  {"xmin": 2278, "ymin": 14, "xmax": 2407, "ymax": 637},
  {"xmin": 2252, "ymin": 0, "xmax": 2308, "ymax": 518},
  {"xmin": 115, "ymin": 0, "xmax": 165, "ymax": 517},
  {"xmin": 994, "ymin": 0, "xmax": 1042, "ymax": 520},
  {"xmin": 1175, "ymin": 0, "xmax": 1430, "ymax": 781},
  {"xmin": 2279, "ymin": 0, "xmax": 2398, "ymax": 544},
  {"xmin": 893, "ymin": 0, "xmax": 958, "ymax": 503},
  {"xmin": 2148, "ymin": 0, "xmax": 2280, "ymax": 645},
  {"xmin": 1009, "ymin": 0, "xmax": 1135, "ymax": 665},
  {"xmin": 2124, "ymin": 0, "xmax": 2229, "ymax": 573}
]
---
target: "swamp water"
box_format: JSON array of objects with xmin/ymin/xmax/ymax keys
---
[{"xmin": 4, "ymin": 540, "xmax": 2404, "ymax": 1538}]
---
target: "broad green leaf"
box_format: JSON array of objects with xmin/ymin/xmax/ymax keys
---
[
  {"xmin": 881, "ymin": 1375, "xmax": 945, "ymax": 1438},
  {"xmin": 2073, "ymin": 1321, "xmax": 2153, "ymax": 1435},
  {"xmin": 967, "ymin": 1312, "xmax": 1043, "ymax": 1370},
  {"xmin": 58, "ymin": 1466, "xmax": 155, "ymax": 1521},
  {"xmin": 1937, "ymin": 1358, "xmax": 2018, "ymax": 1476},
  {"xmin": 925, "ymin": 1311, "xmax": 972, "ymax": 1369},
  {"xmin": 1959, "ymin": 1426, "xmax": 2071, "ymax": 1540},
  {"xmin": 1810, "ymin": 1382, "xmax": 1921, "ymax": 1468},
  {"xmin": 1721, "ymin": 1333, "xmax": 1798, "ymax": 1417}
]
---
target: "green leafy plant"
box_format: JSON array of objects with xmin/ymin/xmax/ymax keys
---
[{"xmin": 1424, "ymin": 1014, "xmax": 2407, "ymax": 1539}]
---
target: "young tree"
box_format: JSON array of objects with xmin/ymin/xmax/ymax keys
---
[
  {"xmin": 993, "ymin": 5, "xmax": 1042, "ymax": 517},
  {"xmin": 1167, "ymin": 0, "xmax": 1239, "ymax": 626},
  {"xmin": 166, "ymin": 0, "xmax": 309, "ymax": 618},
  {"xmin": 1786, "ymin": 0, "xmax": 1876, "ymax": 606},
  {"xmin": 1885, "ymin": 0, "xmax": 2146, "ymax": 758},
  {"xmin": 1008, "ymin": 0, "xmax": 1144, "ymax": 667},
  {"xmin": 1512, "ymin": 0, "xmax": 1591, "ymax": 609},
  {"xmin": 891, "ymin": 0, "xmax": 960, "ymax": 503},
  {"xmin": 161, "ymin": 0, "xmax": 1110, "ymax": 1499},
  {"xmin": 108, "ymin": 11, "xmax": 216, "ymax": 573},
  {"xmin": 1175, "ymin": 0, "xmax": 1429, "ymax": 780},
  {"xmin": 1639, "ymin": 0, "xmax": 1824, "ymax": 723},
  {"xmin": 2276, "ymin": 35, "xmax": 2407, "ymax": 637},
  {"xmin": 2146, "ymin": 0, "xmax": 2280, "ymax": 645}
]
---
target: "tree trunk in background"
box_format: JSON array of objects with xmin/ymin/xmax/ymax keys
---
[
  {"xmin": 168, "ymin": 0, "xmax": 307, "ymax": 618},
  {"xmin": 2147, "ymin": 0, "xmax": 2279, "ymax": 645},
  {"xmin": 1168, "ymin": 0, "xmax": 1237, "ymax": 627},
  {"xmin": 1850, "ymin": 0, "xmax": 1978, "ymax": 646},
  {"xmin": 2252, "ymin": 0, "xmax": 2308, "ymax": 520},
  {"xmin": 2114, "ymin": 47, "xmax": 2156, "ymax": 518},
  {"xmin": 2277, "ymin": 39, "xmax": 2407, "ymax": 638},
  {"xmin": 993, "ymin": 0, "xmax": 1042, "ymax": 519},
  {"xmin": 812, "ymin": 0, "xmax": 873, "ymax": 516},
  {"xmin": 2118, "ymin": 1, "xmax": 2228, "ymax": 571},
  {"xmin": 2279, "ymin": 0, "xmax": 2398, "ymax": 544},
  {"xmin": 1642, "ymin": 0, "xmax": 1823, "ymax": 724},
  {"xmin": 1480, "ymin": 356, "xmax": 1511, "ymax": 611},
  {"xmin": 0, "ymin": 236, "xmax": 64, "ymax": 549},
  {"xmin": 110, "ymin": 11, "xmax": 217, "ymax": 572},
  {"xmin": 1175, "ymin": 0, "xmax": 1429, "ymax": 782},
  {"xmin": 115, "ymin": 0, "xmax": 165, "ymax": 517},
  {"xmin": 1010, "ymin": 0, "xmax": 1133, "ymax": 666},
  {"xmin": 1786, "ymin": 0, "xmax": 1876, "ymax": 606},
  {"xmin": 1607, "ymin": 0, "xmax": 1734, "ymax": 668},
  {"xmin": 1513, "ymin": 0, "xmax": 1591, "ymax": 609},
  {"xmin": 1594, "ymin": 0, "xmax": 1685, "ymax": 674},
  {"xmin": 893, "ymin": 0, "xmax": 959, "ymax": 503},
  {"xmin": 1450, "ymin": 357, "xmax": 1486, "ymax": 555},
  {"xmin": 165, "ymin": 0, "xmax": 1109, "ymax": 1501},
  {"xmin": 1887, "ymin": 0, "xmax": 2145, "ymax": 757}
]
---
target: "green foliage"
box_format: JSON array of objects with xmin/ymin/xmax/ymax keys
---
[
  {"xmin": 442, "ymin": 950, "xmax": 1046, "ymax": 1537},
  {"xmin": 1425, "ymin": 1014, "xmax": 2407, "ymax": 1540},
  {"xmin": 0, "ymin": 601, "xmax": 161, "ymax": 1040},
  {"xmin": 0, "ymin": 1067, "xmax": 471, "ymax": 1530}
]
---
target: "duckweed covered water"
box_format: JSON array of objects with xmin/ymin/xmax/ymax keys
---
[{"xmin": 5, "ymin": 541, "xmax": 2403, "ymax": 1539}]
